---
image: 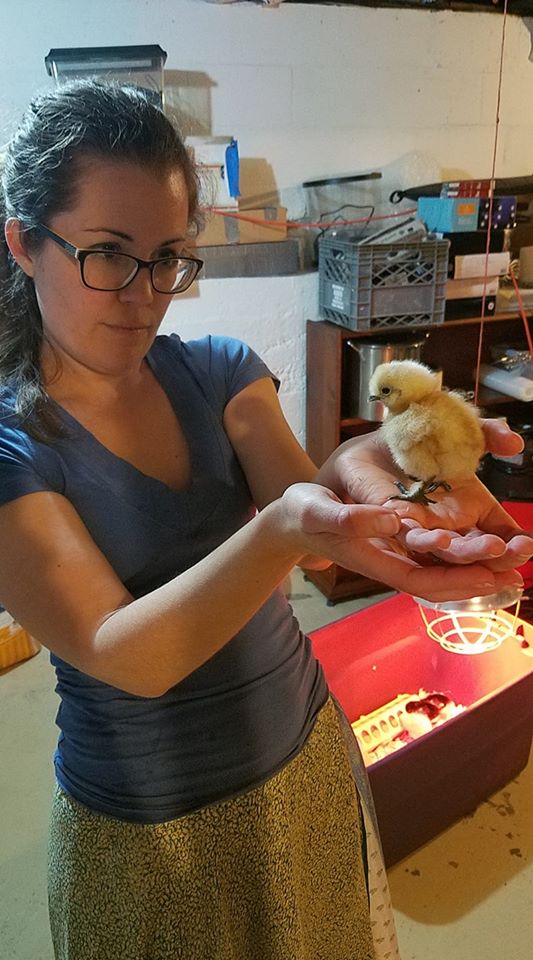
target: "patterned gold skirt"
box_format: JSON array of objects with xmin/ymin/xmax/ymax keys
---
[{"xmin": 48, "ymin": 697, "xmax": 399, "ymax": 960}]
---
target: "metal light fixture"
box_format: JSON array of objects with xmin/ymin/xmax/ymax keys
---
[
  {"xmin": 416, "ymin": 584, "xmax": 524, "ymax": 655},
  {"xmin": 44, "ymin": 45, "xmax": 167, "ymax": 106}
]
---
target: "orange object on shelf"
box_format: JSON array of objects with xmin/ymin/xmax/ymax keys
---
[{"xmin": 0, "ymin": 608, "xmax": 40, "ymax": 670}]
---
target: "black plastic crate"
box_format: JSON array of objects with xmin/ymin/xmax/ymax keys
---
[{"xmin": 318, "ymin": 235, "xmax": 450, "ymax": 331}]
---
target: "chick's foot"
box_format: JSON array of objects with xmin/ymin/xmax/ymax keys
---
[
  {"xmin": 390, "ymin": 475, "xmax": 453, "ymax": 504},
  {"xmin": 390, "ymin": 479, "xmax": 437, "ymax": 505}
]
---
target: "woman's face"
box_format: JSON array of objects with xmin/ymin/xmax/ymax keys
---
[{"xmin": 28, "ymin": 158, "xmax": 192, "ymax": 382}]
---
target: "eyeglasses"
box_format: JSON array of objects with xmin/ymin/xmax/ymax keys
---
[{"xmin": 32, "ymin": 223, "xmax": 203, "ymax": 294}]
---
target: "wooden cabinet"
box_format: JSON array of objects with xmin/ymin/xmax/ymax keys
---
[{"xmin": 305, "ymin": 314, "xmax": 532, "ymax": 602}]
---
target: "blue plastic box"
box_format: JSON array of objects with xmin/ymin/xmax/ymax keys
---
[{"xmin": 418, "ymin": 196, "xmax": 480, "ymax": 233}]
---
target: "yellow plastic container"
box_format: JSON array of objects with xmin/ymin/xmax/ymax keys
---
[{"xmin": 0, "ymin": 608, "xmax": 40, "ymax": 670}]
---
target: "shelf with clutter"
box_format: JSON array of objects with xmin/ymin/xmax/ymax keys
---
[
  {"xmin": 305, "ymin": 175, "xmax": 533, "ymax": 603},
  {"xmin": 185, "ymin": 135, "xmax": 300, "ymax": 278},
  {"xmin": 305, "ymin": 314, "xmax": 532, "ymax": 469}
]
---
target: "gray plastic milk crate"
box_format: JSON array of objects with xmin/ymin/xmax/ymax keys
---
[{"xmin": 318, "ymin": 235, "xmax": 450, "ymax": 331}]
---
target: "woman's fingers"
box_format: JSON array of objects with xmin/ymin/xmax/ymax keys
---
[
  {"xmin": 399, "ymin": 519, "xmax": 533, "ymax": 568},
  {"xmin": 399, "ymin": 521, "xmax": 504, "ymax": 561},
  {"xmin": 481, "ymin": 418, "xmax": 524, "ymax": 457},
  {"xmin": 281, "ymin": 485, "xmax": 403, "ymax": 565},
  {"xmin": 281, "ymin": 484, "xmax": 527, "ymax": 605},
  {"xmin": 418, "ymin": 531, "xmax": 507, "ymax": 564},
  {"xmin": 383, "ymin": 496, "xmax": 449, "ymax": 527},
  {"xmin": 343, "ymin": 537, "xmax": 523, "ymax": 603},
  {"xmin": 335, "ymin": 503, "xmax": 402, "ymax": 538},
  {"xmin": 471, "ymin": 534, "xmax": 533, "ymax": 572},
  {"xmin": 399, "ymin": 523, "xmax": 453, "ymax": 553},
  {"xmin": 287, "ymin": 484, "xmax": 402, "ymax": 540}
]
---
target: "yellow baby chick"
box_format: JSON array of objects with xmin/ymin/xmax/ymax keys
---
[{"xmin": 368, "ymin": 359, "xmax": 485, "ymax": 504}]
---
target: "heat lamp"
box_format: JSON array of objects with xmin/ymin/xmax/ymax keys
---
[{"xmin": 415, "ymin": 583, "xmax": 524, "ymax": 655}]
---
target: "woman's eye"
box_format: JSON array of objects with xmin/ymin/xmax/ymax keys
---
[
  {"xmin": 93, "ymin": 251, "xmax": 121, "ymax": 261},
  {"xmin": 157, "ymin": 257, "xmax": 180, "ymax": 269}
]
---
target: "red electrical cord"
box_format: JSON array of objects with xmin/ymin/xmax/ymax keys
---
[
  {"xmin": 474, "ymin": 0, "xmax": 511, "ymax": 405},
  {"xmin": 510, "ymin": 270, "xmax": 533, "ymax": 356},
  {"xmin": 203, "ymin": 206, "xmax": 418, "ymax": 231}
]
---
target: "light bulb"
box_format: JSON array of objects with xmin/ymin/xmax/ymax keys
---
[{"xmin": 415, "ymin": 584, "xmax": 524, "ymax": 655}]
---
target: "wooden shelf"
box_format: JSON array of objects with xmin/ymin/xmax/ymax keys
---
[
  {"xmin": 339, "ymin": 417, "xmax": 380, "ymax": 429},
  {"xmin": 336, "ymin": 311, "xmax": 532, "ymax": 336},
  {"xmin": 477, "ymin": 386, "xmax": 523, "ymax": 406},
  {"xmin": 303, "ymin": 566, "xmax": 387, "ymax": 605},
  {"xmin": 442, "ymin": 311, "xmax": 531, "ymax": 327},
  {"xmin": 340, "ymin": 417, "xmax": 367, "ymax": 427}
]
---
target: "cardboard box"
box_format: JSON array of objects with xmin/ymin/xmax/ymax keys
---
[
  {"xmin": 309, "ymin": 593, "xmax": 533, "ymax": 867},
  {"xmin": 454, "ymin": 252, "xmax": 510, "ymax": 279},
  {"xmin": 446, "ymin": 276, "xmax": 499, "ymax": 300},
  {"xmin": 0, "ymin": 609, "xmax": 40, "ymax": 670},
  {"xmin": 194, "ymin": 208, "xmax": 288, "ymax": 247}
]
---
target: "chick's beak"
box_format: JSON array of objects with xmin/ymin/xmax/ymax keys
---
[{"xmin": 368, "ymin": 394, "xmax": 380, "ymax": 402}]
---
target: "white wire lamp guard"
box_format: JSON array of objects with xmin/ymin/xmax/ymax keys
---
[
  {"xmin": 44, "ymin": 45, "xmax": 168, "ymax": 108},
  {"xmin": 415, "ymin": 584, "xmax": 524, "ymax": 655}
]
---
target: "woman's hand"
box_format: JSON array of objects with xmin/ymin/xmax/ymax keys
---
[
  {"xmin": 278, "ymin": 483, "xmax": 524, "ymax": 604},
  {"xmin": 313, "ymin": 420, "xmax": 533, "ymax": 576}
]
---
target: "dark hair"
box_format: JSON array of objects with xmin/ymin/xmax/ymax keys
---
[{"xmin": 0, "ymin": 79, "xmax": 201, "ymax": 440}]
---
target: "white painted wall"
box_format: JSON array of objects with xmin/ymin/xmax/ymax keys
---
[{"xmin": 1, "ymin": 0, "xmax": 532, "ymax": 442}]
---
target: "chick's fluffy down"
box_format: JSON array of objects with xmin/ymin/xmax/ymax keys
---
[{"xmin": 380, "ymin": 389, "xmax": 485, "ymax": 483}]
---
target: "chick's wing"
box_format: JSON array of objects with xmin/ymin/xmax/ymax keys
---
[
  {"xmin": 380, "ymin": 392, "xmax": 484, "ymax": 482},
  {"xmin": 381, "ymin": 404, "xmax": 441, "ymax": 480},
  {"xmin": 426, "ymin": 391, "xmax": 485, "ymax": 480}
]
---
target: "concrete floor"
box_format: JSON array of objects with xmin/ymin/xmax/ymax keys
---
[{"xmin": 1, "ymin": 570, "xmax": 532, "ymax": 960}]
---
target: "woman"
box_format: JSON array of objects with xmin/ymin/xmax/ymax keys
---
[{"xmin": 0, "ymin": 80, "xmax": 530, "ymax": 960}]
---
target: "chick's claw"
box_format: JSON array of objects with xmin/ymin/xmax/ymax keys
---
[{"xmin": 425, "ymin": 478, "xmax": 452, "ymax": 494}]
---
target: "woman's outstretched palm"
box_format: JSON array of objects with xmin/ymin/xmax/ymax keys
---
[{"xmin": 314, "ymin": 421, "xmax": 533, "ymax": 573}]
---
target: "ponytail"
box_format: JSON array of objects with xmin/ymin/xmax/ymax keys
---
[{"xmin": 0, "ymin": 185, "xmax": 60, "ymax": 439}]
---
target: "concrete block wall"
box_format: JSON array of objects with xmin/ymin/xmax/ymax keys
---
[{"xmin": 1, "ymin": 0, "xmax": 532, "ymax": 444}]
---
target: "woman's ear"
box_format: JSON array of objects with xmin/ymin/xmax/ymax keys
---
[{"xmin": 4, "ymin": 219, "xmax": 35, "ymax": 277}]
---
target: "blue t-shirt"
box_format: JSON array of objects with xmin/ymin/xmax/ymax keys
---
[{"xmin": 0, "ymin": 335, "xmax": 327, "ymax": 822}]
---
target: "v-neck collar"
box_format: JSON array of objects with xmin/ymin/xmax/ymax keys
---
[{"xmin": 50, "ymin": 340, "xmax": 229, "ymax": 529}]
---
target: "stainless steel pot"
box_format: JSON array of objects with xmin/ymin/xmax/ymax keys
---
[{"xmin": 346, "ymin": 334, "xmax": 429, "ymax": 421}]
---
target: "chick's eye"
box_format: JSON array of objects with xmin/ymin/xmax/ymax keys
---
[{"xmin": 381, "ymin": 386, "xmax": 391, "ymax": 395}]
